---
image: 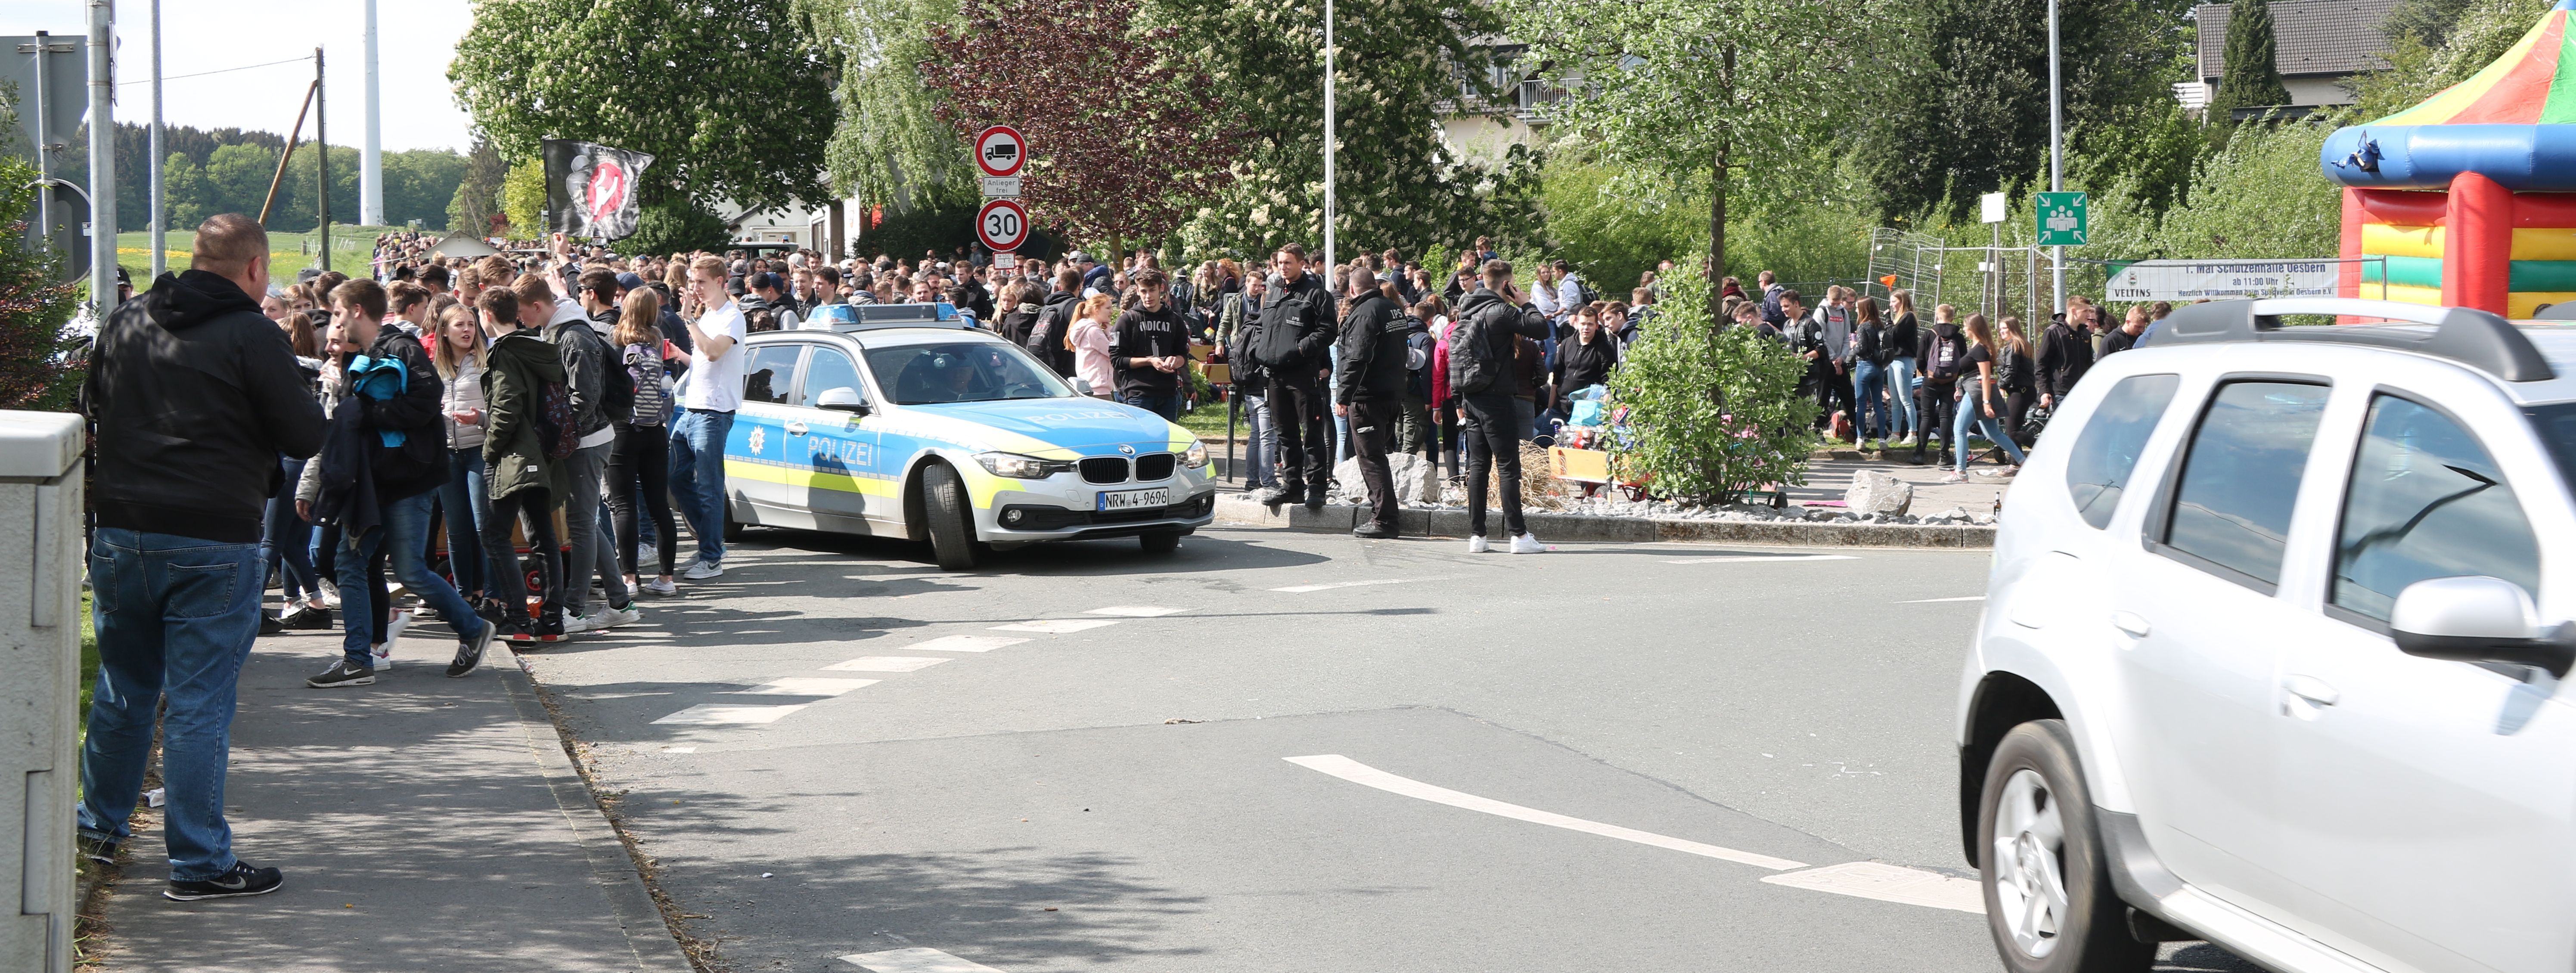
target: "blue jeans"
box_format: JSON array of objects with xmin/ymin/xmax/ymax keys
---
[
  {"xmin": 1851, "ymin": 360, "xmax": 1890, "ymax": 441},
  {"xmin": 1952, "ymin": 392, "xmax": 2029, "ymax": 473},
  {"xmin": 79, "ymin": 529, "xmax": 264, "ymax": 881},
  {"xmin": 438, "ymin": 447, "xmax": 493, "ymax": 599},
  {"xmin": 1885, "ymin": 357, "xmax": 1917, "ymax": 439},
  {"xmin": 336, "ymin": 491, "xmax": 487, "ymax": 666},
  {"xmin": 1122, "ymin": 392, "xmax": 1179, "ymax": 420},
  {"xmin": 262, "ymin": 456, "xmax": 320, "ymax": 601},
  {"xmin": 1242, "ymin": 394, "xmax": 1276, "ymax": 488},
  {"xmin": 668, "ymin": 409, "xmax": 736, "ymax": 566}
]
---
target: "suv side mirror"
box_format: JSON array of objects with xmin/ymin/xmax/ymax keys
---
[
  {"xmin": 815, "ymin": 386, "xmax": 872, "ymax": 415},
  {"xmin": 2390, "ymin": 576, "xmax": 2576, "ymax": 677}
]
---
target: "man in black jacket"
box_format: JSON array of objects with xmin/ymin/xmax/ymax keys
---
[
  {"xmin": 1025, "ymin": 268, "xmax": 1082, "ymax": 377},
  {"xmin": 1334, "ymin": 268, "xmax": 1409, "ymax": 538},
  {"xmin": 81, "ymin": 214, "xmax": 325, "ymax": 902},
  {"xmin": 2038, "ymin": 297, "xmax": 2096, "ymax": 409},
  {"xmin": 1450, "ymin": 260, "xmax": 1553, "ymax": 553},
  {"xmin": 1111, "ymin": 269, "xmax": 1189, "ymax": 418},
  {"xmin": 305, "ymin": 278, "xmax": 498, "ymax": 688},
  {"xmin": 561, "ymin": 268, "xmax": 639, "ymax": 634},
  {"xmin": 1255, "ymin": 244, "xmax": 1336, "ymax": 509}
]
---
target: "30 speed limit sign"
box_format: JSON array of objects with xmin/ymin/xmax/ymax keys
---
[{"xmin": 975, "ymin": 199, "xmax": 1029, "ymax": 252}]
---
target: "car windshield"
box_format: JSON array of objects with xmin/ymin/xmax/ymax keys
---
[
  {"xmin": 2525, "ymin": 402, "xmax": 2576, "ymax": 493},
  {"xmin": 865, "ymin": 341, "xmax": 1074, "ymax": 405}
]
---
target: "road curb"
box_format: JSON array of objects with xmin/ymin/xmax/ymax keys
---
[
  {"xmin": 1212, "ymin": 494, "xmax": 1994, "ymax": 548},
  {"xmin": 493, "ymin": 648, "xmax": 700, "ymax": 973}
]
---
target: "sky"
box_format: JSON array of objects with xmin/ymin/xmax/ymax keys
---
[{"xmin": 0, "ymin": 0, "xmax": 475, "ymax": 153}]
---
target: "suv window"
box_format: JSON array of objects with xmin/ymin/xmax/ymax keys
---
[
  {"xmin": 742, "ymin": 344, "xmax": 803, "ymax": 406},
  {"xmin": 2064, "ymin": 374, "xmax": 2180, "ymax": 529},
  {"xmin": 795, "ymin": 347, "xmax": 866, "ymax": 408},
  {"xmin": 2161, "ymin": 381, "xmax": 2330, "ymax": 590},
  {"xmin": 2332, "ymin": 395, "xmax": 2537, "ymax": 622}
]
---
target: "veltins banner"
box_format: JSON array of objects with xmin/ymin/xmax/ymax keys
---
[{"xmin": 2102, "ymin": 259, "xmax": 2341, "ymax": 302}]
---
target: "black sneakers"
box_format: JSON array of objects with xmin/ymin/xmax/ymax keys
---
[
  {"xmin": 1353, "ymin": 521, "xmax": 1398, "ymax": 539},
  {"xmin": 280, "ymin": 605, "xmax": 333, "ymax": 630},
  {"xmin": 164, "ymin": 860, "xmax": 283, "ymax": 901},
  {"xmin": 304, "ymin": 659, "xmax": 375, "ymax": 688},
  {"xmin": 447, "ymin": 619, "xmax": 497, "ymax": 678},
  {"xmin": 258, "ymin": 613, "xmax": 285, "ymax": 637}
]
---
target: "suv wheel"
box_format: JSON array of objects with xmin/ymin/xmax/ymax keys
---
[
  {"xmin": 922, "ymin": 463, "xmax": 981, "ymax": 570},
  {"xmin": 1979, "ymin": 719, "xmax": 2153, "ymax": 973}
]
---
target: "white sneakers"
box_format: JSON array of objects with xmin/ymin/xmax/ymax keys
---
[
  {"xmin": 382, "ymin": 607, "xmax": 414, "ymax": 644},
  {"xmin": 370, "ymin": 643, "xmax": 393, "ymax": 671},
  {"xmin": 642, "ymin": 577, "xmax": 677, "ymax": 596},
  {"xmin": 683, "ymin": 560, "xmax": 725, "ymax": 580},
  {"xmin": 1467, "ymin": 533, "xmax": 1548, "ymax": 554},
  {"xmin": 564, "ymin": 602, "xmax": 643, "ymax": 635}
]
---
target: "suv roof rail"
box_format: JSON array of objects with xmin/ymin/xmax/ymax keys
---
[{"xmin": 2141, "ymin": 297, "xmax": 2555, "ymax": 382}]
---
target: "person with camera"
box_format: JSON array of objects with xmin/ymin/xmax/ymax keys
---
[{"xmin": 1254, "ymin": 245, "xmax": 1337, "ymax": 510}]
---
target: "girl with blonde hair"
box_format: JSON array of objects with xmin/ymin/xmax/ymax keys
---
[
  {"xmin": 1067, "ymin": 293, "xmax": 1116, "ymax": 398},
  {"xmin": 1946, "ymin": 313, "xmax": 2028, "ymax": 481}
]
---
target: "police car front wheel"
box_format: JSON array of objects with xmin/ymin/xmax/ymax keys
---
[{"xmin": 922, "ymin": 463, "xmax": 982, "ymax": 571}]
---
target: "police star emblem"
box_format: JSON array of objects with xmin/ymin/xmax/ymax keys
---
[{"xmin": 747, "ymin": 426, "xmax": 767, "ymax": 456}]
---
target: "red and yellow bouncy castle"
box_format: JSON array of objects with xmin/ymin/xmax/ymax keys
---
[{"xmin": 2325, "ymin": 0, "xmax": 2576, "ymax": 317}]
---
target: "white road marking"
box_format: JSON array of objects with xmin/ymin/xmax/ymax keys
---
[
  {"xmin": 904, "ymin": 635, "xmax": 1029, "ymax": 653},
  {"xmin": 1661, "ymin": 554, "xmax": 1859, "ymax": 565},
  {"xmin": 739, "ymin": 678, "xmax": 879, "ymax": 696},
  {"xmin": 652, "ymin": 704, "xmax": 809, "ymax": 726},
  {"xmin": 1761, "ymin": 861, "xmax": 1986, "ymax": 913},
  {"xmin": 990, "ymin": 619, "xmax": 1120, "ymax": 634},
  {"xmin": 839, "ymin": 947, "xmax": 1007, "ymax": 972},
  {"xmin": 1898, "ymin": 595, "xmax": 1986, "ymax": 603},
  {"xmin": 1268, "ymin": 577, "xmax": 1438, "ymax": 593},
  {"xmin": 1283, "ymin": 755, "xmax": 1809, "ymax": 871},
  {"xmin": 660, "ymin": 747, "xmax": 696, "ymax": 753},
  {"xmin": 823, "ymin": 657, "xmax": 953, "ymax": 673},
  {"xmin": 1086, "ymin": 605, "xmax": 1188, "ymax": 617}
]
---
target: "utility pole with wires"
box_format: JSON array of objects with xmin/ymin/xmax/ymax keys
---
[
  {"xmin": 86, "ymin": 0, "xmax": 113, "ymax": 314},
  {"xmin": 148, "ymin": 0, "xmax": 163, "ymax": 280},
  {"xmin": 314, "ymin": 46, "xmax": 329, "ymax": 273},
  {"xmin": 257, "ymin": 50, "xmax": 319, "ymax": 228}
]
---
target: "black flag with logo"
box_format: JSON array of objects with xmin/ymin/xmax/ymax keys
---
[{"xmin": 543, "ymin": 139, "xmax": 655, "ymax": 241}]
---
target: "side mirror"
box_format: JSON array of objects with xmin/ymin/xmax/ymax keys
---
[
  {"xmin": 815, "ymin": 386, "xmax": 872, "ymax": 415},
  {"xmin": 1073, "ymin": 377, "xmax": 1094, "ymax": 397},
  {"xmin": 2390, "ymin": 576, "xmax": 2576, "ymax": 677}
]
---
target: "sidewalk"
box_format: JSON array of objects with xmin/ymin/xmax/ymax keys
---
[{"xmin": 93, "ymin": 624, "xmax": 690, "ymax": 973}]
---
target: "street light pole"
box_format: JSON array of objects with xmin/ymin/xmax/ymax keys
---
[
  {"xmin": 2047, "ymin": 0, "xmax": 2064, "ymax": 316},
  {"xmin": 1322, "ymin": 0, "xmax": 1335, "ymax": 275},
  {"xmin": 86, "ymin": 0, "xmax": 114, "ymax": 315},
  {"xmin": 149, "ymin": 0, "xmax": 163, "ymax": 280}
]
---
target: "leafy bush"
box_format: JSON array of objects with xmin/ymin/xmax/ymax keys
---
[
  {"xmin": 0, "ymin": 157, "xmax": 81, "ymax": 410},
  {"xmin": 1608, "ymin": 263, "xmax": 1816, "ymax": 503},
  {"xmin": 625, "ymin": 199, "xmax": 731, "ymax": 257}
]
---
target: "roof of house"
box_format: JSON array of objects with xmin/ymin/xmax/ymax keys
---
[{"xmin": 2196, "ymin": 0, "xmax": 2401, "ymax": 81}]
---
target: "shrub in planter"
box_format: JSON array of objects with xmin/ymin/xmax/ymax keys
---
[{"xmin": 1608, "ymin": 265, "xmax": 1816, "ymax": 504}]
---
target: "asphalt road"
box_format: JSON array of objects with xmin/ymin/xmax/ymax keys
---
[{"xmin": 516, "ymin": 525, "xmax": 2258, "ymax": 973}]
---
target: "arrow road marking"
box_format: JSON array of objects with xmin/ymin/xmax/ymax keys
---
[
  {"xmin": 1283, "ymin": 754, "xmax": 1809, "ymax": 870},
  {"xmin": 823, "ymin": 657, "xmax": 953, "ymax": 673},
  {"xmin": 990, "ymin": 619, "xmax": 1120, "ymax": 634},
  {"xmin": 841, "ymin": 947, "xmax": 1008, "ymax": 972},
  {"xmin": 1268, "ymin": 577, "xmax": 1445, "ymax": 593},
  {"xmin": 1086, "ymin": 605, "xmax": 1188, "ymax": 617},
  {"xmin": 904, "ymin": 635, "xmax": 1030, "ymax": 653},
  {"xmin": 1284, "ymin": 754, "xmax": 1986, "ymax": 915},
  {"xmin": 1660, "ymin": 554, "xmax": 1859, "ymax": 565}
]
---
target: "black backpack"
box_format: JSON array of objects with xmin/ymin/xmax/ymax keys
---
[
  {"xmin": 1926, "ymin": 329, "xmax": 1968, "ymax": 383},
  {"xmin": 1448, "ymin": 307, "xmax": 1505, "ymax": 396}
]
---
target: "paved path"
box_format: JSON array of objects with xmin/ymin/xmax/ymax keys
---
[
  {"xmin": 510, "ymin": 525, "xmax": 2256, "ymax": 973},
  {"xmin": 96, "ymin": 630, "xmax": 686, "ymax": 973}
]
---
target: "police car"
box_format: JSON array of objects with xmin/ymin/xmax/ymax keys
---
[{"xmin": 720, "ymin": 304, "xmax": 1217, "ymax": 569}]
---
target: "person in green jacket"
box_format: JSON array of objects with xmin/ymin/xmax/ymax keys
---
[{"xmin": 475, "ymin": 288, "xmax": 570, "ymax": 639}]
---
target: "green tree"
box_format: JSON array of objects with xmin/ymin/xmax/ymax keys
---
[
  {"xmin": 1852, "ymin": 0, "xmax": 2193, "ymax": 223},
  {"xmin": 448, "ymin": 137, "xmax": 509, "ymax": 235},
  {"xmin": 922, "ymin": 0, "xmax": 1237, "ymax": 259},
  {"xmin": 501, "ymin": 159, "xmax": 547, "ymax": 238},
  {"xmin": 1154, "ymin": 0, "xmax": 1540, "ymax": 260},
  {"xmin": 450, "ymin": 0, "xmax": 837, "ymax": 211},
  {"xmin": 162, "ymin": 152, "xmax": 208, "ymax": 230},
  {"xmin": 202, "ymin": 143, "xmax": 280, "ymax": 220},
  {"xmin": 625, "ymin": 199, "xmax": 733, "ymax": 255},
  {"xmin": 381, "ymin": 149, "xmax": 469, "ymax": 229},
  {"xmin": 1538, "ymin": 161, "xmax": 1704, "ymax": 297},
  {"xmin": 1608, "ymin": 260, "xmax": 1816, "ymax": 503},
  {"xmin": 2212, "ymin": 0, "xmax": 2294, "ymax": 115},
  {"xmin": 794, "ymin": 0, "xmax": 973, "ymax": 214},
  {"xmin": 1505, "ymin": 0, "xmax": 1859, "ymax": 315}
]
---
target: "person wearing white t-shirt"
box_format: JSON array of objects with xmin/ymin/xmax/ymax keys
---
[{"xmin": 669, "ymin": 255, "xmax": 747, "ymax": 579}]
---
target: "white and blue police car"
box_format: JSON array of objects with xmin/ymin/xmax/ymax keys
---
[{"xmin": 719, "ymin": 304, "xmax": 1217, "ymax": 569}]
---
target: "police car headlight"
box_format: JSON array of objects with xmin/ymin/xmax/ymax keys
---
[
  {"xmin": 1182, "ymin": 441, "xmax": 1209, "ymax": 469},
  {"xmin": 976, "ymin": 452, "xmax": 1068, "ymax": 479}
]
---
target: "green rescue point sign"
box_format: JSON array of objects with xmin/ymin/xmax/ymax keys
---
[{"xmin": 2036, "ymin": 192, "xmax": 2088, "ymax": 246}]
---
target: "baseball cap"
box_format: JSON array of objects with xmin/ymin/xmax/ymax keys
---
[
  {"xmin": 1069, "ymin": 251, "xmax": 1092, "ymax": 264},
  {"xmin": 616, "ymin": 271, "xmax": 646, "ymax": 291}
]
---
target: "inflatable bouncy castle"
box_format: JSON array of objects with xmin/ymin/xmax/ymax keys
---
[{"xmin": 2322, "ymin": 0, "xmax": 2576, "ymax": 317}]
